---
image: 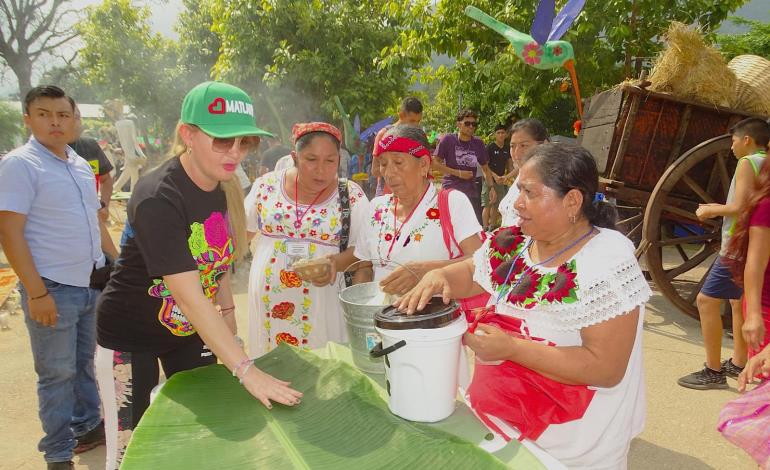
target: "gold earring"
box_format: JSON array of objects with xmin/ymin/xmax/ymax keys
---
[{"xmin": 569, "ymin": 214, "xmax": 576, "ymax": 224}]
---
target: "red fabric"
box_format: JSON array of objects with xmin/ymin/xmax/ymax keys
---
[
  {"xmin": 375, "ymin": 135, "xmax": 431, "ymax": 159},
  {"xmin": 467, "ymin": 313, "xmax": 596, "ymax": 441},
  {"xmin": 437, "ymin": 189, "xmax": 490, "ymax": 312},
  {"xmin": 749, "ymin": 197, "xmax": 770, "ymax": 309},
  {"xmin": 292, "ymin": 122, "xmax": 342, "ymax": 143}
]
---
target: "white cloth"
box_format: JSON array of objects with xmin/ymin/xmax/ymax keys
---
[
  {"xmin": 114, "ymin": 119, "xmax": 146, "ymax": 192},
  {"xmin": 114, "ymin": 119, "xmax": 147, "ymax": 164},
  {"xmin": 472, "ymin": 227, "xmax": 651, "ymax": 469},
  {"xmin": 244, "ymin": 169, "xmax": 369, "ymax": 356},
  {"xmin": 355, "ymin": 183, "xmax": 481, "ymax": 280},
  {"xmin": 498, "ymin": 176, "xmax": 519, "ymax": 227},
  {"xmin": 274, "ymin": 155, "xmax": 294, "ymax": 172}
]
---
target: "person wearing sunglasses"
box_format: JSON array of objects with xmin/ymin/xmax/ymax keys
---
[
  {"xmin": 433, "ymin": 109, "xmax": 496, "ymax": 224},
  {"xmin": 94, "ymin": 82, "xmax": 303, "ymax": 469}
]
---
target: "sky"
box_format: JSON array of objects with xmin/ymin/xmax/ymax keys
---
[{"xmin": 0, "ymin": 0, "xmax": 768, "ymax": 98}]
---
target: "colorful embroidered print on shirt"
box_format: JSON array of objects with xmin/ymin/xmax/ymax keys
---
[
  {"xmin": 489, "ymin": 226, "xmax": 579, "ymax": 309},
  {"xmin": 149, "ymin": 211, "xmax": 234, "ymax": 336}
]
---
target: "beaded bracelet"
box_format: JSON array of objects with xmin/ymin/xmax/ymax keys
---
[
  {"xmin": 231, "ymin": 358, "xmax": 251, "ymax": 378},
  {"xmin": 238, "ymin": 363, "xmax": 253, "ymax": 384}
]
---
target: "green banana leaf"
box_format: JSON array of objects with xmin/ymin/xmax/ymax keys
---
[{"xmin": 121, "ymin": 344, "xmax": 509, "ymax": 469}]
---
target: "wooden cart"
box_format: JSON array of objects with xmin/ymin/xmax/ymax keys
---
[{"xmin": 579, "ymin": 85, "xmax": 766, "ymax": 319}]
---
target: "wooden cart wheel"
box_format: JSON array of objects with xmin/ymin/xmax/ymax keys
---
[{"xmin": 642, "ymin": 135, "xmax": 734, "ymax": 320}]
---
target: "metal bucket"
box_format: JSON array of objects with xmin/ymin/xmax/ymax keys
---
[{"xmin": 338, "ymin": 282, "xmax": 389, "ymax": 374}]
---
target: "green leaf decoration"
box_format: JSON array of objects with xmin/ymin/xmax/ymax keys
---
[{"xmin": 122, "ymin": 345, "xmax": 511, "ymax": 469}]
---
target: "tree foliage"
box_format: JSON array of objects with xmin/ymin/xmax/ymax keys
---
[
  {"xmin": 0, "ymin": 101, "xmax": 23, "ymax": 151},
  {"xmin": 382, "ymin": 0, "xmax": 747, "ymax": 135},
  {"xmin": 0, "ymin": 0, "xmax": 80, "ymax": 98},
  {"xmin": 77, "ymin": 0, "xmax": 188, "ymax": 146},
  {"xmin": 716, "ymin": 17, "xmax": 770, "ymax": 61},
  {"xmin": 211, "ymin": 0, "xmax": 418, "ymax": 141}
]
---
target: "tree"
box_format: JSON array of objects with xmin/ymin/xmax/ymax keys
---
[
  {"xmin": 39, "ymin": 64, "xmax": 111, "ymax": 104},
  {"xmin": 0, "ymin": 0, "xmax": 79, "ymax": 98},
  {"xmin": 176, "ymin": 0, "xmax": 219, "ymax": 81},
  {"xmin": 0, "ymin": 101, "xmax": 23, "ymax": 151},
  {"xmin": 211, "ymin": 0, "xmax": 418, "ymax": 140},
  {"xmin": 716, "ymin": 17, "xmax": 770, "ymax": 61},
  {"xmin": 77, "ymin": 0, "xmax": 187, "ymax": 150},
  {"xmin": 382, "ymin": 0, "xmax": 747, "ymax": 135}
]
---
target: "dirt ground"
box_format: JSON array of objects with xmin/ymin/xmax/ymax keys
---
[{"xmin": 0, "ymin": 220, "xmax": 759, "ymax": 469}]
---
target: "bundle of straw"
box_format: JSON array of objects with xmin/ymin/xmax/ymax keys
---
[{"xmin": 648, "ymin": 22, "xmax": 736, "ymax": 107}]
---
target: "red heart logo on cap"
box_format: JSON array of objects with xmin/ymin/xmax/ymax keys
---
[{"xmin": 208, "ymin": 97, "xmax": 226, "ymax": 114}]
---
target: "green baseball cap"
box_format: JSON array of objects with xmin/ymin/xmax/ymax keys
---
[{"xmin": 181, "ymin": 81, "xmax": 273, "ymax": 138}]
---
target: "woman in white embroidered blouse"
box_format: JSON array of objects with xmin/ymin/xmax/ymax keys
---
[
  {"xmin": 398, "ymin": 143, "xmax": 651, "ymax": 470},
  {"xmin": 345, "ymin": 124, "xmax": 483, "ymax": 293}
]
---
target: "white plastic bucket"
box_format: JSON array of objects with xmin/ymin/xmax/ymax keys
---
[{"xmin": 373, "ymin": 314, "xmax": 467, "ymax": 422}]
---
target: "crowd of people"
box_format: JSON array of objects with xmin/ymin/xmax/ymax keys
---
[{"xmin": 0, "ymin": 81, "xmax": 768, "ymax": 470}]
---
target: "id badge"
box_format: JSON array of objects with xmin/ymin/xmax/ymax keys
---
[{"xmin": 285, "ymin": 240, "xmax": 310, "ymax": 264}]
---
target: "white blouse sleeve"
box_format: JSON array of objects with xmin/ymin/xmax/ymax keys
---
[
  {"xmin": 244, "ymin": 178, "xmax": 262, "ymax": 233},
  {"xmin": 472, "ymin": 236, "xmax": 496, "ymax": 295},
  {"xmin": 554, "ymin": 229, "xmax": 652, "ymax": 330},
  {"xmin": 346, "ymin": 180, "xmax": 369, "ymax": 249},
  {"xmin": 448, "ymin": 189, "xmax": 483, "ymax": 243}
]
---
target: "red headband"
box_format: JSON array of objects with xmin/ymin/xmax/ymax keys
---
[
  {"xmin": 375, "ymin": 135, "xmax": 431, "ymax": 159},
  {"xmin": 292, "ymin": 122, "xmax": 342, "ymax": 144}
]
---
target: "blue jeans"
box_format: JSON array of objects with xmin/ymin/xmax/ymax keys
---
[{"xmin": 21, "ymin": 278, "xmax": 102, "ymax": 463}]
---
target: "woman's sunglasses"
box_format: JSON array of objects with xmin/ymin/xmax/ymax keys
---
[{"xmin": 209, "ymin": 135, "xmax": 261, "ymax": 154}]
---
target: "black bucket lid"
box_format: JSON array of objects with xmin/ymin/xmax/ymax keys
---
[{"xmin": 375, "ymin": 298, "xmax": 460, "ymax": 330}]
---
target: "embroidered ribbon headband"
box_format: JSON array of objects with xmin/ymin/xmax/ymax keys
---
[
  {"xmin": 292, "ymin": 122, "xmax": 342, "ymax": 144},
  {"xmin": 375, "ymin": 134, "xmax": 431, "ymax": 160}
]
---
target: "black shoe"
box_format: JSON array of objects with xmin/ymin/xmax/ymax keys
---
[
  {"xmin": 74, "ymin": 420, "xmax": 105, "ymax": 454},
  {"xmin": 47, "ymin": 462, "xmax": 74, "ymax": 470},
  {"xmin": 721, "ymin": 358, "xmax": 744, "ymax": 378},
  {"xmin": 677, "ymin": 365, "xmax": 728, "ymax": 390}
]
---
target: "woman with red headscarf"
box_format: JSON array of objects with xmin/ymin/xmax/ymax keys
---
[
  {"xmin": 244, "ymin": 122, "xmax": 369, "ymax": 356},
  {"xmin": 352, "ymin": 124, "xmax": 483, "ymax": 293}
]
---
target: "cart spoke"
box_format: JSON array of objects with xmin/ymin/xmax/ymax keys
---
[
  {"xmin": 681, "ymin": 174, "xmax": 714, "ymax": 204},
  {"xmin": 664, "ymin": 246, "xmax": 714, "ymax": 281}
]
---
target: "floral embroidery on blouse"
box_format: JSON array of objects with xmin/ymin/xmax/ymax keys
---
[
  {"xmin": 253, "ymin": 172, "xmax": 364, "ymax": 246},
  {"xmin": 371, "ymin": 194, "xmax": 440, "ymax": 261},
  {"xmin": 489, "ymin": 226, "xmax": 579, "ymax": 309}
]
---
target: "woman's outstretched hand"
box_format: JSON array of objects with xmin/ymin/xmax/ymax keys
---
[
  {"xmin": 737, "ymin": 344, "xmax": 770, "ymax": 392},
  {"xmin": 394, "ymin": 268, "xmax": 453, "ymax": 314},
  {"xmin": 242, "ymin": 367, "xmax": 303, "ymax": 409}
]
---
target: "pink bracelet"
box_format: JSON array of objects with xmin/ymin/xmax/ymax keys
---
[{"xmin": 231, "ymin": 358, "xmax": 251, "ymax": 377}]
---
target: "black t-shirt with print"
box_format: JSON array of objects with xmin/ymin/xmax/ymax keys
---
[
  {"xmin": 486, "ymin": 142, "xmax": 510, "ymax": 177},
  {"xmin": 97, "ymin": 157, "xmax": 234, "ymax": 352},
  {"xmin": 71, "ymin": 137, "xmax": 114, "ymax": 176}
]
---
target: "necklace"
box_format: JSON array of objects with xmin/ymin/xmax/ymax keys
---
[
  {"xmin": 495, "ymin": 225, "xmax": 595, "ymax": 305},
  {"xmin": 293, "ymin": 171, "xmax": 328, "ymax": 230},
  {"xmin": 382, "ymin": 184, "xmax": 432, "ymax": 262}
]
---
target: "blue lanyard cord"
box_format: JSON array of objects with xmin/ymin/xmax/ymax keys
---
[{"xmin": 495, "ymin": 225, "xmax": 595, "ymax": 305}]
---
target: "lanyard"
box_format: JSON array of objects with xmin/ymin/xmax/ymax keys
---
[
  {"xmin": 293, "ymin": 171, "xmax": 327, "ymax": 230},
  {"xmin": 385, "ymin": 183, "xmax": 431, "ymax": 260},
  {"xmin": 495, "ymin": 225, "xmax": 595, "ymax": 305}
]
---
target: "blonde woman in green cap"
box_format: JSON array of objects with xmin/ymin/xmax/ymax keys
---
[{"xmin": 95, "ymin": 82, "xmax": 302, "ymax": 469}]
